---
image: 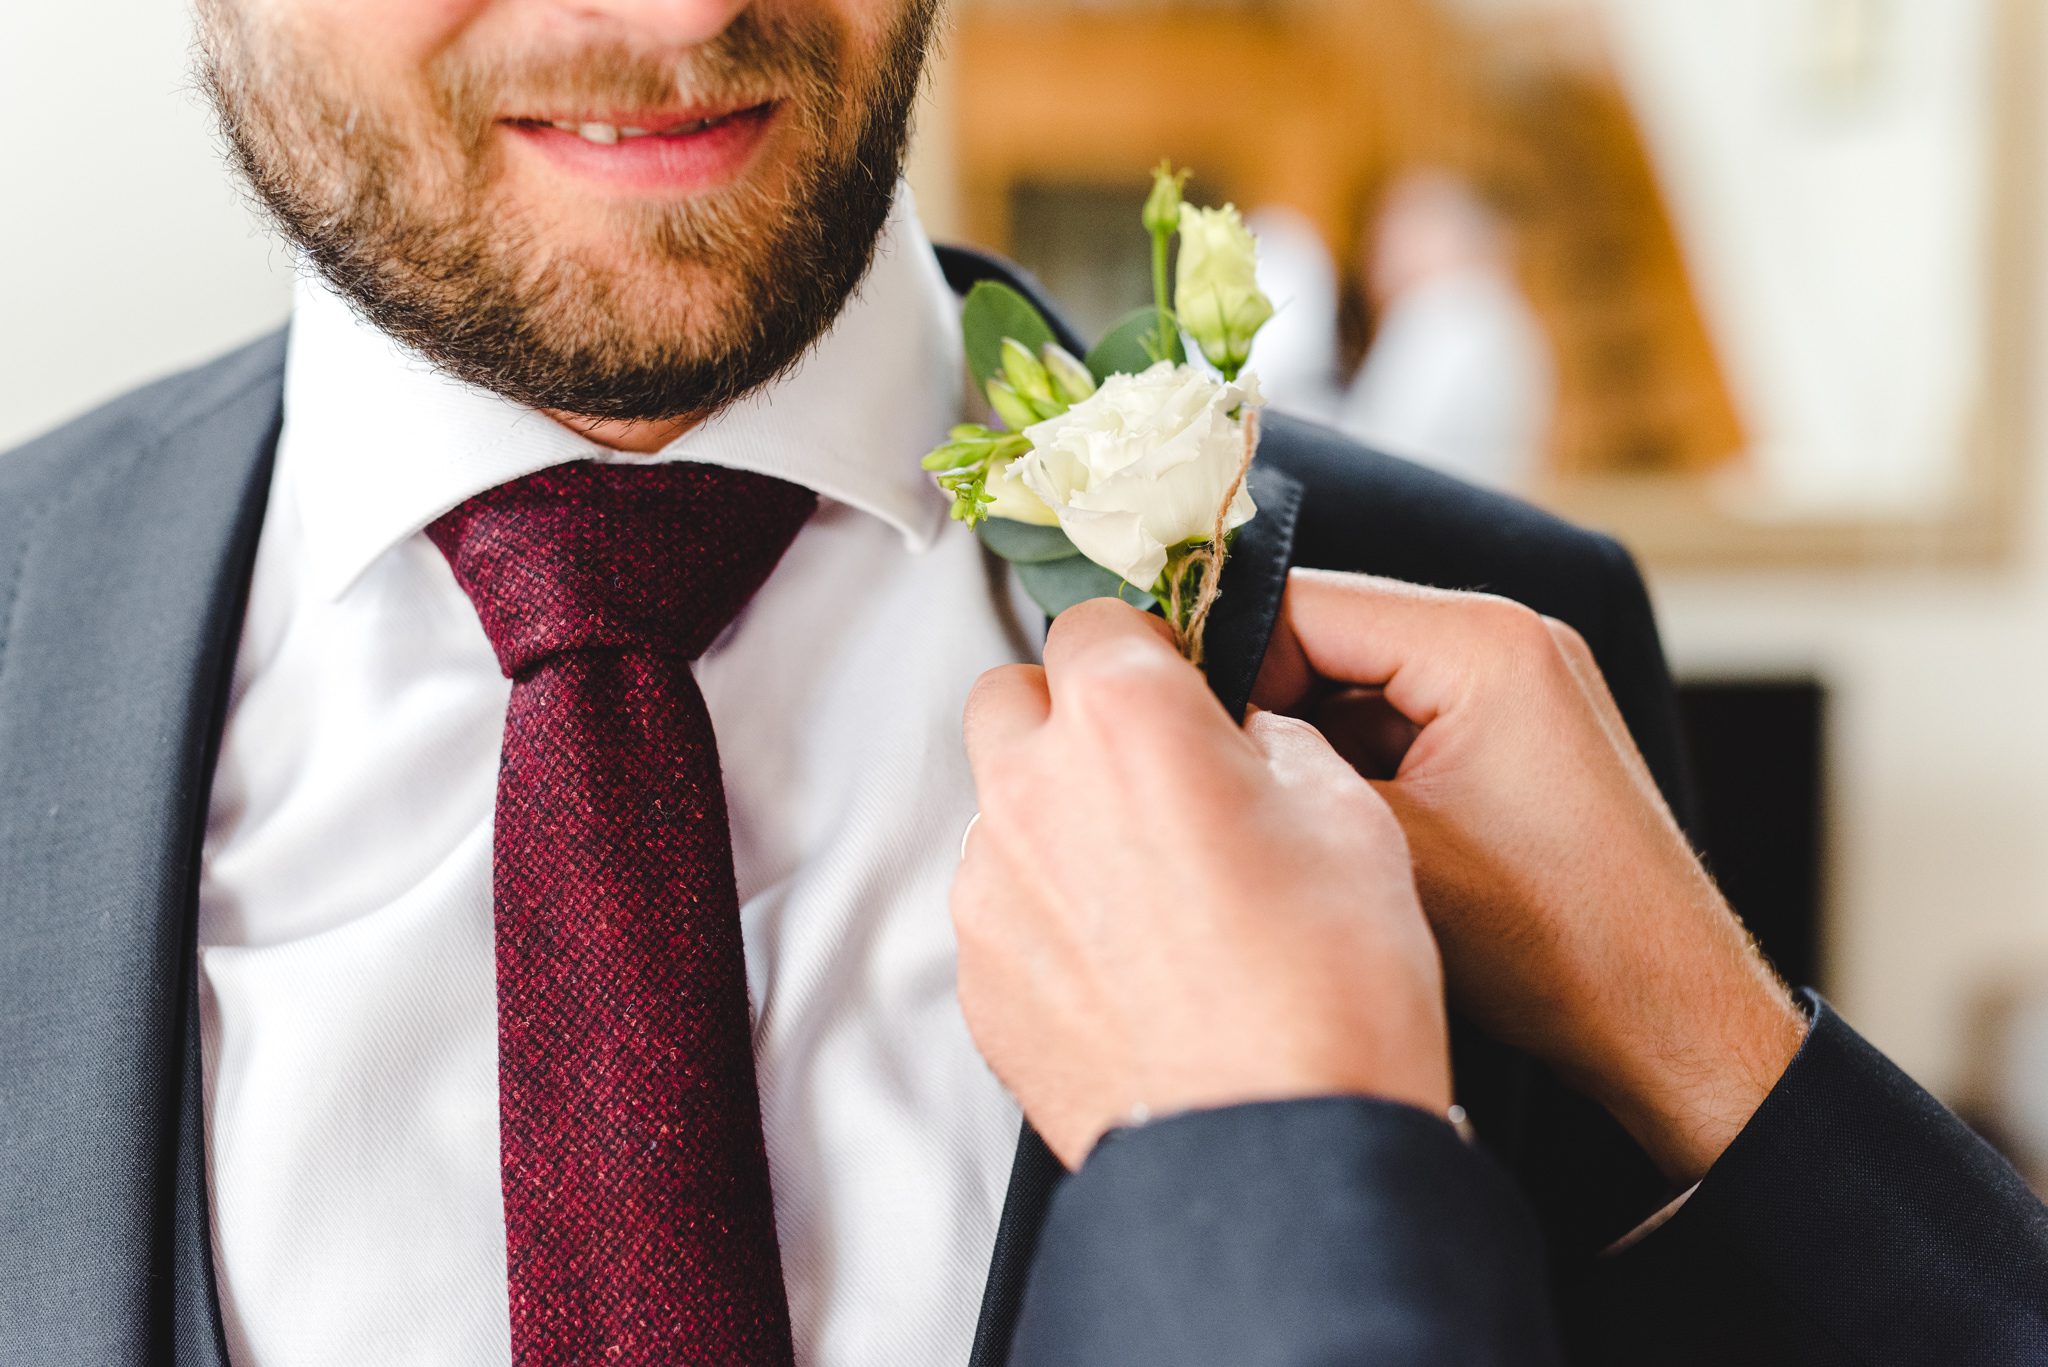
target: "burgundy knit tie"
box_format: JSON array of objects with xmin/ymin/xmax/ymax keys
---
[{"xmin": 428, "ymin": 459, "xmax": 817, "ymax": 1367}]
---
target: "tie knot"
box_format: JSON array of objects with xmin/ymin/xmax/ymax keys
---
[{"xmin": 427, "ymin": 461, "xmax": 817, "ymax": 676}]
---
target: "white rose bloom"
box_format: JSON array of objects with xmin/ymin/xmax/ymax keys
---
[{"xmin": 1015, "ymin": 361, "xmax": 1260, "ymax": 590}]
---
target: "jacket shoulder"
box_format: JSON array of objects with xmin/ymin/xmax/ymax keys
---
[
  {"xmin": 1259, "ymin": 411, "xmax": 1636, "ymax": 624},
  {"xmin": 0, "ymin": 329, "xmax": 288, "ymax": 517}
]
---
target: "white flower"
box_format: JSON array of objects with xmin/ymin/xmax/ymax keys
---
[
  {"xmin": 1176, "ymin": 203, "xmax": 1274, "ymax": 376},
  {"xmin": 1015, "ymin": 361, "xmax": 1260, "ymax": 590}
]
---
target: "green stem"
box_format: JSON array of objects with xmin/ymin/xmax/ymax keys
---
[{"xmin": 1151, "ymin": 228, "xmax": 1172, "ymax": 363}]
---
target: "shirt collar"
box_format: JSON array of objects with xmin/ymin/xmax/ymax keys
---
[{"xmin": 280, "ymin": 185, "xmax": 964, "ymax": 602}]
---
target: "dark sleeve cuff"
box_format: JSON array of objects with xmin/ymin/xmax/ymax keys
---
[
  {"xmin": 1578, "ymin": 991, "xmax": 2048, "ymax": 1364},
  {"xmin": 1010, "ymin": 1096, "xmax": 1562, "ymax": 1367}
]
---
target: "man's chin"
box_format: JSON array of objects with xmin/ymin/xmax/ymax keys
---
[
  {"xmin": 456, "ymin": 270, "xmax": 803, "ymax": 422},
  {"xmin": 485, "ymin": 225, "xmax": 753, "ymax": 335},
  {"xmin": 496, "ymin": 200, "xmax": 787, "ymax": 306}
]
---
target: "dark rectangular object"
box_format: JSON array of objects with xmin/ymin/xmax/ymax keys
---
[{"xmin": 1676, "ymin": 679, "xmax": 1827, "ymax": 991}]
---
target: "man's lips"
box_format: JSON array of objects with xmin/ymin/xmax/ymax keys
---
[
  {"xmin": 504, "ymin": 101, "xmax": 775, "ymax": 142},
  {"xmin": 498, "ymin": 101, "xmax": 780, "ymax": 194}
]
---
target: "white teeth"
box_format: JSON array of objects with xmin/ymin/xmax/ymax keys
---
[{"xmin": 537, "ymin": 113, "xmax": 742, "ymax": 142}]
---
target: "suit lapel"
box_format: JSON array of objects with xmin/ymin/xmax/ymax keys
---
[
  {"xmin": 1196, "ymin": 460, "xmax": 1304, "ymax": 722},
  {"xmin": 939, "ymin": 247, "xmax": 1304, "ymax": 1364},
  {"xmin": 0, "ymin": 333, "xmax": 282, "ymax": 1363}
]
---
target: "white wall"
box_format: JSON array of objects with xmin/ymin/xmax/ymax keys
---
[{"xmin": 0, "ymin": 3, "xmax": 294, "ymax": 449}]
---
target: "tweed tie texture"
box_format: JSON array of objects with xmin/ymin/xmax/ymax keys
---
[{"xmin": 428, "ymin": 460, "xmax": 817, "ymax": 1367}]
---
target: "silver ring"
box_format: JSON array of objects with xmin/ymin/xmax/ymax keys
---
[
  {"xmin": 1447, "ymin": 1104, "xmax": 1476, "ymax": 1145},
  {"xmin": 960, "ymin": 811, "xmax": 982, "ymax": 860}
]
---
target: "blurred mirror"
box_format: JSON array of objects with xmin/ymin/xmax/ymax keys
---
[{"xmin": 910, "ymin": 0, "xmax": 2037, "ymax": 565}]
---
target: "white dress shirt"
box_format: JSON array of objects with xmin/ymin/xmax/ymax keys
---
[{"xmin": 197, "ymin": 189, "xmax": 1033, "ymax": 1367}]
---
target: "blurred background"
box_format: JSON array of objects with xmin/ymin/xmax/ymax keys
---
[{"xmin": 6, "ymin": 0, "xmax": 2048, "ymax": 1187}]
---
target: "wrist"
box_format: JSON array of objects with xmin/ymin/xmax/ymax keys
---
[
  {"xmin": 1589, "ymin": 967, "xmax": 1807, "ymax": 1183},
  {"xmin": 1129, "ymin": 986, "xmax": 1454, "ymax": 1134}
]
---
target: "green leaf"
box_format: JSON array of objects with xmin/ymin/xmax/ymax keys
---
[
  {"xmin": 1085, "ymin": 306, "xmax": 1185, "ymax": 383},
  {"xmin": 1014, "ymin": 555, "xmax": 1158, "ymax": 618},
  {"xmin": 962, "ymin": 282, "xmax": 1059, "ymax": 389},
  {"xmin": 976, "ymin": 516, "xmax": 1081, "ymax": 565}
]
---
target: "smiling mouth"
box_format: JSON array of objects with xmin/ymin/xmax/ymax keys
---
[{"xmin": 504, "ymin": 102, "xmax": 777, "ymax": 146}]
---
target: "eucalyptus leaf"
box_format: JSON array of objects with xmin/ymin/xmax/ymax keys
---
[
  {"xmin": 1014, "ymin": 555, "xmax": 1158, "ymax": 618},
  {"xmin": 961, "ymin": 282, "xmax": 1059, "ymax": 389},
  {"xmin": 976, "ymin": 516, "xmax": 1081, "ymax": 565},
  {"xmin": 1085, "ymin": 306, "xmax": 1186, "ymax": 383}
]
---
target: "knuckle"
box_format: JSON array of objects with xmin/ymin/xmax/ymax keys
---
[
  {"xmin": 974, "ymin": 758, "xmax": 1038, "ymax": 823},
  {"xmin": 1061, "ymin": 595, "xmax": 1133, "ymax": 630},
  {"xmin": 1465, "ymin": 596, "xmax": 1566, "ymax": 664},
  {"xmin": 1479, "ymin": 595, "xmax": 1549, "ymax": 643},
  {"xmin": 1247, "ymin": 709, "xmax": 1319, "ymax": 745},
  {"xmin": 1064, "ymin": 645, "xmax": 1176, "ymax": 722},
  {"xmin": 964, "ymin": 663, "xmax": 1037, "ymax": 725},
  {"xmin": 963, "ymin": 665, "xmax": 1003, "ymax": 709},
  {"xmin": 1541, "ymin": 613, "xmax": 1587, "ymax": 649},
  {"xmin": 1543, "ymin": 616, "xmax": 1596, "ymax": 665}
]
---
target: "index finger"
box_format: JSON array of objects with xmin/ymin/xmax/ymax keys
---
[{"xmin": 1039, "ymin": 597, "xmax": 1210, "ymax": 718}]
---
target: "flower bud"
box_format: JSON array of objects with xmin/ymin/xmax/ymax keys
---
[
  {"xmin": 984, "ymin": 453, "xmax": 1062, "ymax": 526},
  {"xmin": 1175, "ymin": 203, "xmax": 1274, "ymax": 376},
  {"xmin": 920, "ymin": 442, "xmax": 974, "ymax": 472},
  {"xmin": 1040, "ymin": 343, "xmax": 1097, "ymax": 405},
  {"xmin": 985, "ymin": 376, "xmax": 1041, "ymax": 433},
  {"xmin": 1143, "ymin": 161, "xmax": 1189, "ymax": 239},
  {"xmin": 1000, "ymin": 337, "xmax": 1055, "ymax": 405}
]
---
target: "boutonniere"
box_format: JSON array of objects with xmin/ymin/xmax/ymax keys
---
[{"xmin": 922, "ymin": 163, "xmax": 1275, "ymax": 666}]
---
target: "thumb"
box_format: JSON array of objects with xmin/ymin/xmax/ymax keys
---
[{"xmin": 1275, "ymin": 568, "xmax": 1536, "ymax": 729}]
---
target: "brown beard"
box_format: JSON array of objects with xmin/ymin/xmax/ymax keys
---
[{"xmin": 196, "ymin": 2, "xmax": 940, "ymax": 422}]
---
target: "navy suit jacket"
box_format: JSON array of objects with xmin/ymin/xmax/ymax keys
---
[{"xmin": 7, "ymin": 247, "xmax": 2040, "ymax": 1363}]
